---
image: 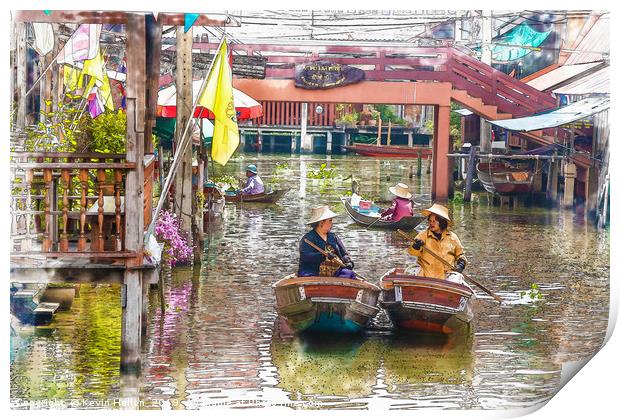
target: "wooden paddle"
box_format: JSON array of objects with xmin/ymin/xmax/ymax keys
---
[
  {"xmin": 366, "ymin": 215, "xmax": 387, "ymax": 229},
  {"xmin": 303, "ymin": 238, "xmax": 370, "ymax": 282},
  {"xmin": 396, "ymin": 229, "xmax": 503, "ymax": 303}
]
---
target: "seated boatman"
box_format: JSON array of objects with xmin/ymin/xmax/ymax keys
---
[
  {"xmin": 407, "ymin": 203, "xmax": 467, "ymax": 281},
  {"xmin": 298, "ymin": 206, "xmax": 356, "ymax": 279},
  {"xmin": 240, "ymin": 163, "xmax": 265, "ymax": 195},
  {"xmin": 380, "ymin": 182, "xmax": 415, "ymax": 222}
]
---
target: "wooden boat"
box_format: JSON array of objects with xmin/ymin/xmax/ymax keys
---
[
  {"xmin": 273, "ymin": 274, "xmax": 381, "ymax": 334},
  {"xmin": 224, "ymin": 188, "xmax": 289, "ymax": 204},
  {"xmin": 341, "ymin": 197, "xmax": 425, "ymax": 230},
  {"xmin": 380, "ymin": 268, "xmax": 475, "ymax": 334},
  {"xmin": 476, "ymin": 160, "xmax": 535, "ymax": 195},
  {"xmin": 10, "ymin": 284, "xmax": 60, "ymax": 326},
  {"xmin": 343, "ymin": 143, "xmax": 432, "ymax": 158}
]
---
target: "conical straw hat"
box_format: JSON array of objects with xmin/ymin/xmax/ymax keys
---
[
  {"xmin": 421, "ymin": 203, "xmax": 453, "ymax": 226},
  {"xmin": 307, "ymin": 206, "xmax": 338, "ymax": 225},
  {"xmin": 389, "ymin": 182, "xmax": 413, "ymax": 199}
]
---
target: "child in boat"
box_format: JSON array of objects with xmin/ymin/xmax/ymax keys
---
[
  {"xmin": 239, "ymin": 164, "xmax": 265, "ymax": 195},
  {"xmin": 380, "ymin": 183, "xmax": 414, "ymax": 222},
  {"xmin": 407, "ymin": 203, "xmax": 467, "ymax": 281},
  {"xmin": 298, "ymin": 206, "xmax": 356, "ymax": 279}
]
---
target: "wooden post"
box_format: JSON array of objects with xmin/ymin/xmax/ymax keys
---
[
  {"xmin": 174, "ymin": 26, "xmax": 194, "ymax": 233},
  {"xmin": 563, "ymin": 162, "xmax": 577, "ymax": 207},
  {"xmin": 585, "ymin": 165, "xmax": 599, "ymax": 219},
  {"xmin": 408, "ymin": 131, "xmax": 414, "ymax": 147},
  {"xmin": 546, "ymin": 159, "xmax": 559, "ymax": 203},
  {"xmin": 463, "ymin": 146, "xmax": 477, "ymax": 202},
  {"xmin": 145, "ymin": 15, "xmax": 162, "ymax": 155},
  {"xmin": 387, "ymin": 121, "xmax": 392, "ymax": 146},
  {"xmin": 431, "ymin": 105, "xmax": 451, "ymax": 202},
  {"xmin": 15, "ymin": 22, "xmax": 27, "ymax": 130},
  {"xmin": 326, "ymin": 130, "xmax": 332, "ymax": 155},
  {"xmin": 300, "ymin": 102, "xmax": 310, "ymax": 153},
  {"xmin": 376, "ymin": 119, "xmax": 382, "ymax": 145},
  {"xmin": 122, "ymin": 13, "xmax": 147, "ymax": 373}
]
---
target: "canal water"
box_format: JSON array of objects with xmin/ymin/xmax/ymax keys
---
[{"xmin": 10, "ymin": 154, "xmax": 610, "ymax": 410}]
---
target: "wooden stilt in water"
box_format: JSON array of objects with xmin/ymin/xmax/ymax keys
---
[
  {"xmin": 121, "ymin": 270, "xmax": 143, "ymax": 373},
  {"xmin": 463, "ymin": 146, "xmax": 477, "ymax": 202}
]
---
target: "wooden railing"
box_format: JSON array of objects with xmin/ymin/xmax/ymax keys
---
[
  {"xmin": 10, "ymin": 152, "xmax": 137, "ymax": 258},
  {"xmin": 252, "ymin": 102, "xmax": 336, "ymax": 127}
]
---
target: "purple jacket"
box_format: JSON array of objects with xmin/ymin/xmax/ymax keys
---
[
  {"xmin": 240, "ymin": 174, "xmax": 265, "ymax": 195},
  {"xmin": 381, "ymin": 197, "xmax": 413, "ymax": 222}
]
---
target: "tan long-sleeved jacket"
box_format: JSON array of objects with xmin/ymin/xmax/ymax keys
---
[{"xmin": 407, "ymin": 229, "xmax": 467, "ymax": 280}]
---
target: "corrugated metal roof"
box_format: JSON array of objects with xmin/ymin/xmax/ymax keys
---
[
  {"xmin": 491, "ymin": 97, "xmax": 610, "ymax": 131},
  {"xmin": 564, "ymin": 15, "xmax": 609, "ymax": 65},
  {"xmin": 553, "ymin": 66, "xmax": 609, "ymax": 95},
  {"xmin": 526, "ymin": 62, "xmax": 602, "ymax": 91}
]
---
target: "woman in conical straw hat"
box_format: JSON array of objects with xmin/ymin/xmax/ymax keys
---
[
  {"xmin": 380, "ymin": 182, "xmax": 416, "ymax": 222},
  {"xmin": 407, "ymin": 203, "xmax": 467, "ymax": 281},
  {"xmin": 298, "ymin": 206, "xmax": 356, "ymax": 279}
]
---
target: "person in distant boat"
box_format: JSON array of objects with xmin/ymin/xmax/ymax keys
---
[
  {"xmin": 298, "ymin": 206, "xmax": 356, "ymax": 279},
  {"xmin": 239, "ymin": 164, "xmax": 265, "ymax": 195},
  {"xmin": 407, "ymin": 203, "xmax": 467, "ymax": 280},
  {"xmin": 380, "ymin": 182, "xmax": 414, "ymax": 222}
]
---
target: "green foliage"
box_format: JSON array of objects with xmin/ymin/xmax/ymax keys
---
[
  {"xmin": 520, "ymin": 283, "xmax": 543, "ymax": 300},
  {"xmin": 373, "ymin": 104, "xmax": 407, "ymax": 125},
  {"xmin": 24, "ymin": 96, "xmax": 90, "ymax": 152},
  {"xmin": 88, "ymin": 110, "xmax": 126, "ymax": 153},
  {"xmin": 450, "ymin": 191, "xmax": 464, "ymax": 205},
  {"xmin": 211, "ymin": 175, "xmax": 240, "ymax": 191},
  {"xmin": 307, "ymin": 163, "xmax": 338, "ymax": 179},
  {"xmin": 274, "ymin": 161, "xmax": 290, "ymax": 173}
]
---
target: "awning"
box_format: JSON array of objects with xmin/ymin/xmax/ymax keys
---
[
  {"xmin": 526, "ymin": 62, "xmax": 604, "ymax": 92},
  {"xmin": 453, "ymin": 108, "xmax": 474, "ymax": 116},
  {"xmin": 553, "ymin": 66, "xmax": 609, "ymax": 95},
  {"xmin": 491, "ymin": 97, "xmax": 609, "ymax": 132}
]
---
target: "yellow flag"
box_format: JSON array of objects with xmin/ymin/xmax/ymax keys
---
[
  {"xmin": 63, "ymin": 65, "xmax": 82, "ymax": 91},
  {"xmin": 81, "ymin": 51, "xmax": 114, "ymax": 111},
  {"xmin": 82, "ymin": 51, "xmax": 105, "ymax": 83},
  {"xmin": 197, "ymin": 39, "xmax": 239, "ymax": 165}
]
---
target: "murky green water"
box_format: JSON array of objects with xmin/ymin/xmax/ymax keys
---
[{"xmin": 10, "ymin": 154, "xmax": 610, "ymax": 410}]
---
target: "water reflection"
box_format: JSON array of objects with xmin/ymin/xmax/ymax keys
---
[{"xmin": 10, "ymin": 154, "xmax": 609, "ymax": 411}]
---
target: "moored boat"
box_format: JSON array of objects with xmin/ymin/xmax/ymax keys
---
[
  {"xmin": 476, "ymin": 160, "xmax": 535, "ymax": 195},
  {"xmin": 224, "ymin": 188, "xmax": 289, "ymax": 204},
  {"xmin": 343, "ymin": 143, "xmax": 432, "ymax": 158},
  {"xmin": 341, "ymin": 197, "xmax": 424, "ymax": 230},
  {"xmin": 380, "ymin": 268, "xmax": 475, "ymax": 334},
  {"xmin": 273, "ymin": 274, "xmax": 381, "ymax": 334}
]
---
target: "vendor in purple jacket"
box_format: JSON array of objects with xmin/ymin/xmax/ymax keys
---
[
  {"xmin": 298, "ymin": 206, "xmax": 356, "ymax": 279},
  {"xmin": 380, "ymin": 182, "xmax": 414, "ymax": 222},
  {"xmin": 240, "ymin": 164, "xmax": 265, "ymax": 195}
]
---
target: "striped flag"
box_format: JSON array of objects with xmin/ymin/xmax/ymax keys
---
[{"xmin": 57, "ymin": 24, "xmax": 101, "ymax": 65}]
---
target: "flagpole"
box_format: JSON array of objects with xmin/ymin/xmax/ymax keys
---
[{"xmin": 146, "ymin": 35, "xmax": 226, "ymax": 237}]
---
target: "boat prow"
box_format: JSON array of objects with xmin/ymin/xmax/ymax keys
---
[
  {"xmin": 380, "ymin": 268, "xmax": 475, "ymax": 334},
  {"xmin": 273, "ymin": 274, "xmax": 381, "ymax": 334}
]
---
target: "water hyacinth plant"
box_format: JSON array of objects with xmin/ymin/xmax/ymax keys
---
[{"xmin": 154, "ymin": 210, "xmax": 193, "ymax": 266}]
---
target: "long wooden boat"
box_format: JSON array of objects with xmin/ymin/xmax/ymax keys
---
[
  {"xmin": 341, "ymin": 197, "xmax": 425, "ymax": 230},
  {"xmin": 343, "ymin": 143, "xmax": 432, "ymax": 158},
  {"xmin": 273, "ymin": 274, "xmax": 381, "ymax": 334},
  {"xmin": 476, "ymin": 161, "xmax": 535, "ymax": 195},
  {"xmin": 224, "ymin": 188, "xmax": 289, "ymax": 204},
  {"xmin": 380, "ymin": 268, "xmax": 474, "ymax": 334}
]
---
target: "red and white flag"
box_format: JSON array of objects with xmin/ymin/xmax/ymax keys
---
[{"xmin": 57, "ymin": 24, "xmax": 101, "ymax": 65}]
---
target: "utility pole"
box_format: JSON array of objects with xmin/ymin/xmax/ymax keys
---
[{"xmin": 479, "ymin": 10, "xmax": 493, "ymax": 154}]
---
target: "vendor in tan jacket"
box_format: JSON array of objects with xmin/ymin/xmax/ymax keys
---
[{"xmin": 407, "ymin": 203, "xmax": 467, "ymax": 280}]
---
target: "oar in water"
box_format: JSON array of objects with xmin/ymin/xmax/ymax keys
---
[
  {"xmin": 303, "ymin": 238, "xmax": 370, "ymax": 282},
  {"xmin": 396, "ymin": 229, "xmax": 503, "ymax": 303}
]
